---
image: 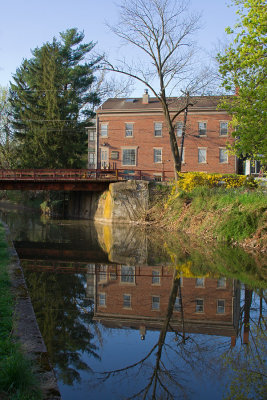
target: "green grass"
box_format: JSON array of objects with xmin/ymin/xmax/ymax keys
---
[
  {"xmin": 0, "ymin": 224, "xmax": 42, "ymax": 400},
  {"xmin": 163, "ymin": 186, "xmax": 267, "ymax": 244}
]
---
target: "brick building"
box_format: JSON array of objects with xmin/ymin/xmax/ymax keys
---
[
  {"xmin": 95, "ymin": 92, "xmax": 239, "ymax": 180},
  {"xmin": 90, "ymin": 264, "xmax": 240, "ymax": 341}
]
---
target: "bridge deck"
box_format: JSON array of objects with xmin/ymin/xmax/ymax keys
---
[
  {"xmin": 0, "ymin": 168, "xmax": 119, "ymax": 190},
  {"xmin": 0, "ymin": 168, "xmax": 173, "ymax": 190}
]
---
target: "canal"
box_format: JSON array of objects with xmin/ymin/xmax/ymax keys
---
[{"xmin": 0, "ymin": 204, "xmax": 266, "ymax": 400}]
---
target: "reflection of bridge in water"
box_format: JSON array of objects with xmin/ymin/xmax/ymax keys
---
[{"xmin": 14, "ymin": 240, "xmax": 110, "ymax": 264}]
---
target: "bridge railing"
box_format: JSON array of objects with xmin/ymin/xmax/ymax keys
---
[
  {"xmin": 0, "ymin": 169, "xmax": 174, "ymax": 182},
  {"xmin": 0, "ymin": 169, "xmax": 118, "ymax": 181}
]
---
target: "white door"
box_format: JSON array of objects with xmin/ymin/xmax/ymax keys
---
[{"xmin": 100, "ymin": 148, "xmax": 109, "ymax": 169}]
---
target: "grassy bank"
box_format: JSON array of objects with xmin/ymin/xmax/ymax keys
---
[
  {"xmin": 150, "ymin": 184, "xmax": 267, "ymax": 250},
  {"xmin": 0, "ymin": 224, "xmax": 41, "ymax": 400}
]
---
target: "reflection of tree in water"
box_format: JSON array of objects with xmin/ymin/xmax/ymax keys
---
[
  {"xmin": 24, "ymin": 269, "xmax": 101, "ymax": 385},
  {"xmin": 97, "ymin": 276, "xmax": 266, "ymax": 400},
  {"xmin": 98, "ymin": 273, "xmax": 195, "ymax": 399},
  {"xmin": 222, "ymin": 286, "xmax": 267, "ymax": 400}
]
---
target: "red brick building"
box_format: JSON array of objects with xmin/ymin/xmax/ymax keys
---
[
  {"xmin": 91, "ymin": 264, "xmax": 240, "ymax": 341},
  {"xmin": 95, "ymin": 93, "xmax": 238, "ymax": 180}
]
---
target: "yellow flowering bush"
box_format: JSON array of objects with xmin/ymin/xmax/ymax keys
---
[{"xmin": 175, "ymin": 172, "xmax": 247, "ymax": 192}]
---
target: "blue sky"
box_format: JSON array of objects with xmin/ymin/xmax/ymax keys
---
[{"xmin": 0, "ymin": 0, "xmax": 237, "ymax": 95}]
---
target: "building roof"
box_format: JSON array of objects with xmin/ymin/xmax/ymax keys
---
[{"xmin": 97, "ymin": 95, "xmax": 230, "ymax": 114}]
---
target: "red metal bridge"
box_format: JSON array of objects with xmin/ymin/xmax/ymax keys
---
[{"xmin": 0, "ymin": 168, "xmax": 172, "ymax": 191}]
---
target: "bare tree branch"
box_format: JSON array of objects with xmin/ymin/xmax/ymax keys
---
[{"xmin": 104, "ymin": 0, "xmax": 214, "ymax": 177}]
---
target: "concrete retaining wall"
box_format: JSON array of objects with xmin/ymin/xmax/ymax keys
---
[{"xmin": 68, "ymin": 180, "xmax": 150, "ymax": 223}]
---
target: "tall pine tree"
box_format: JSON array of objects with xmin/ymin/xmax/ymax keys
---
[{"xmin": 10, "ymin": 29, "xmax": 101, "ymax": 168}]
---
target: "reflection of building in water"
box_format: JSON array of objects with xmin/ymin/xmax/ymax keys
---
[{"xmin": 87, "ymin": 264, "xmax": 240, "ymax": 343}]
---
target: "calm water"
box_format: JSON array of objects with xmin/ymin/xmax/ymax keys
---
[{"xmin": 0, "ymin": 204, "xmax": 266, "ymax": 400}]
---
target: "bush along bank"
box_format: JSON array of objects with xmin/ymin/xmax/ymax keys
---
[
  {"xmin": 0, "ymin": 223, "xmax": 42, "ymax": 400},
  {"xmin": 150, "ymin": 173, "xmax": 267, "ymax": 251}
]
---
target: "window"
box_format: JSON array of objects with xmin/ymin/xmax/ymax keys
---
[
  {"xmin": 198, "ymin": 122, "xmax": 207, "ymax": 136},
  {"xmin": 123, "ymin": 294, "xmax": 131, "ymax": 308},
  {"xmin": 219, "ymin": 148, "xmax": 228, "ymax": 163},
  {"xmin": 153, "ymin": 148, "xmax": 162, "ymax": 163},
  {"xmin": 100, "ymin": 148, "xmax": 109, "ymax": 169},
  {"xmin": 110, "ymin": 272, "xmax": 117, "ymax": 281},
  {"xmin": 89, "ymin": 130, "xmax": 95, "ymax": 141},
  {"xmin": 178, "ymin": 147, "xmax": 185, "ymax": 163},
  {"xmin": 121, "ymin": 265, "xmax": 135, "ymax": 284},
  {"xmin": 100, "ymin": 123, "xmax": 108, "ymax": 137},
  {"xmin": 111, "ymin": 151, "xmax": 119, "ymax": 160},
  {"xmin": 122, "ymin": 148, "xmax": 136, "ymax": 166},
  {"xmin": 196, "ymin": 299, "xmax": 204, "ymax": 313},
  {"xmin": 220, "ymin": 122, "xmax": 228, "ymax": 136},
  {"xmin": 217, "ymin": 278, "xmax": 226, "ymax": 288},
  {"xmin": 88, "ymin": 152, "xmax": 95, "ymax": 165},
  {"xmin": 154, "ymin": 122, "xmax": 162, "ymax": 137},
  {"xmin": 152, "ymin": 270, "xmax": 160, "ymax": 284},
  {"xmin": 154, "ymin": 174, "xmax": 162, "ymax": 182},
  {"xmin": 152, "ymin": 296, "xmax": 160, "ymax": 310},
  {"xmin": 251, "ymin": 160, "xmax": 261, "ymax": 174},
  {"xmin": 217, "ymin": 299, "xmax": 225, "ymax": 314},
  {"xmin": 176, "ymin": 121, "xmax": 183, "ymax": 137},
  {"xmin": 125, "ymin": 123, "xmax": 133, "ymax": 137},
  {"xmin": 196, "ymin": 278, "xmax": 205, "ymax": 287},
  {"xmin": 99, "ymin": 293, "xmax": 106, "ymax": 306},
  {"xmin": 99, "ymin": 265, "xmax": 107, "ymax": 282},
  {"xmin": 198, "ymin": 148, "xmax": 207, "ymax": 163},
  {"xmin": 174, "ymin": 297, "xmax": 181, "ymax": 312}
]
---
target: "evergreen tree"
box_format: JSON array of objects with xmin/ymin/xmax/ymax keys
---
[{"xmin": 10, "ymin": 29, "xmax": 101, "ymax": 168}]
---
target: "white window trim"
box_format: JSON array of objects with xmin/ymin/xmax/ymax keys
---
[
  {"xmin": 152, "ymin": 295, "xmax": 160, "ymax": 310},
  {"xmin": 99, "ymin": 292, "xmax": 106, "ymax": 307},
  {"xmin": 98, "ymin": 265, "xmax": 108, "ymax": 283},
  {"xmin": 120, "ymin": 265, "xmax": 136, "ymax": 285},
  {"xmin": 174, "ymin": 296, "xmax": 182, "ymax": 312},
  {"xmin": 219, "ymin": 147, "xmax": 229, "ymax": 164},
  {"xmin": 198, "ymin": 147, "xmax": 207, "ymax": 164},
  {"xmin": 153, "ymin": 173, "xmax": 163, "ymax": 182},
  {"xmin": 152, "ymin": 269, "xmax": 161, "ymax": 285},
  {"xmin": 121, "ymin": 146, "xmax": 138, "ymax": 167},
  {"xmin": 100, "ymin": 147, "xmax": 109, "ymax": 169},
  {"xmin": 178, "ymin": 147, "xmax": 185, "ymax": 163},
  {"xmin": 154, "ymin": 122, "xmax": 163, "ymax": 137},
  {"xmin": 217, "ymin": 278, "xmax": 227, "ymax": 289},
  {"xmin": 195, "ymin": 277, "xmax": 205, "ymax": 288},
  {"xmin": 125, "ymin": 122, "xmax": 134, "ymax": 138},
  {"xmin": 123, "ymin": 293, "xmax": 132, "ymax": 309},
  {"xmin": 176, "ymin": 121, "xmax": 183, "ymax": 137},
  {"xmin": 198, "ymin": 121, "xmax": 207, "ymax": 136},
  {"xmin": 217, "ymin": 299, "xmax": 226, "ymax": 314},
  {"xmin": 100, "ymin": 123, "xmax": 108, "ymax": 138},
  {"xmin": 196, "ymin": 298, "xmax": 204, "ymax": 313},
  {"xmin": 153, "ymin": 147, "xmax": 162, "ymax": 163},
  {"xmin": 219, "ymin": 121, "xmax": 229, "ymax": 136}
]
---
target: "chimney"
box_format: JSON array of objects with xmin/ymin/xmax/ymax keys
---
[{"xmin": 142, "ymin": 89, "xmax": 149, "ymax": 104}]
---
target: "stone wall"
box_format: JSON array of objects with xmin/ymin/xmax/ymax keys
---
[{"xmin": 68, "ymin": 180, "xmax": 149, "ymax": 223}]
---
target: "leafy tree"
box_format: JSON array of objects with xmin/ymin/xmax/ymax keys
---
[
  {"xmin": 217, "ymin": 0, "xmax": 267, "ymax": 164},
  {"xmin": 10, "ymin": 29, "xmax": 101, "ymax": 168},
  {"xmin": 0, "ymin": 85, "xmax": 17, "ymax": 167},
  {"xmin": 105, "ymin": 0, "xmax": 212, "ymax": 177}
]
